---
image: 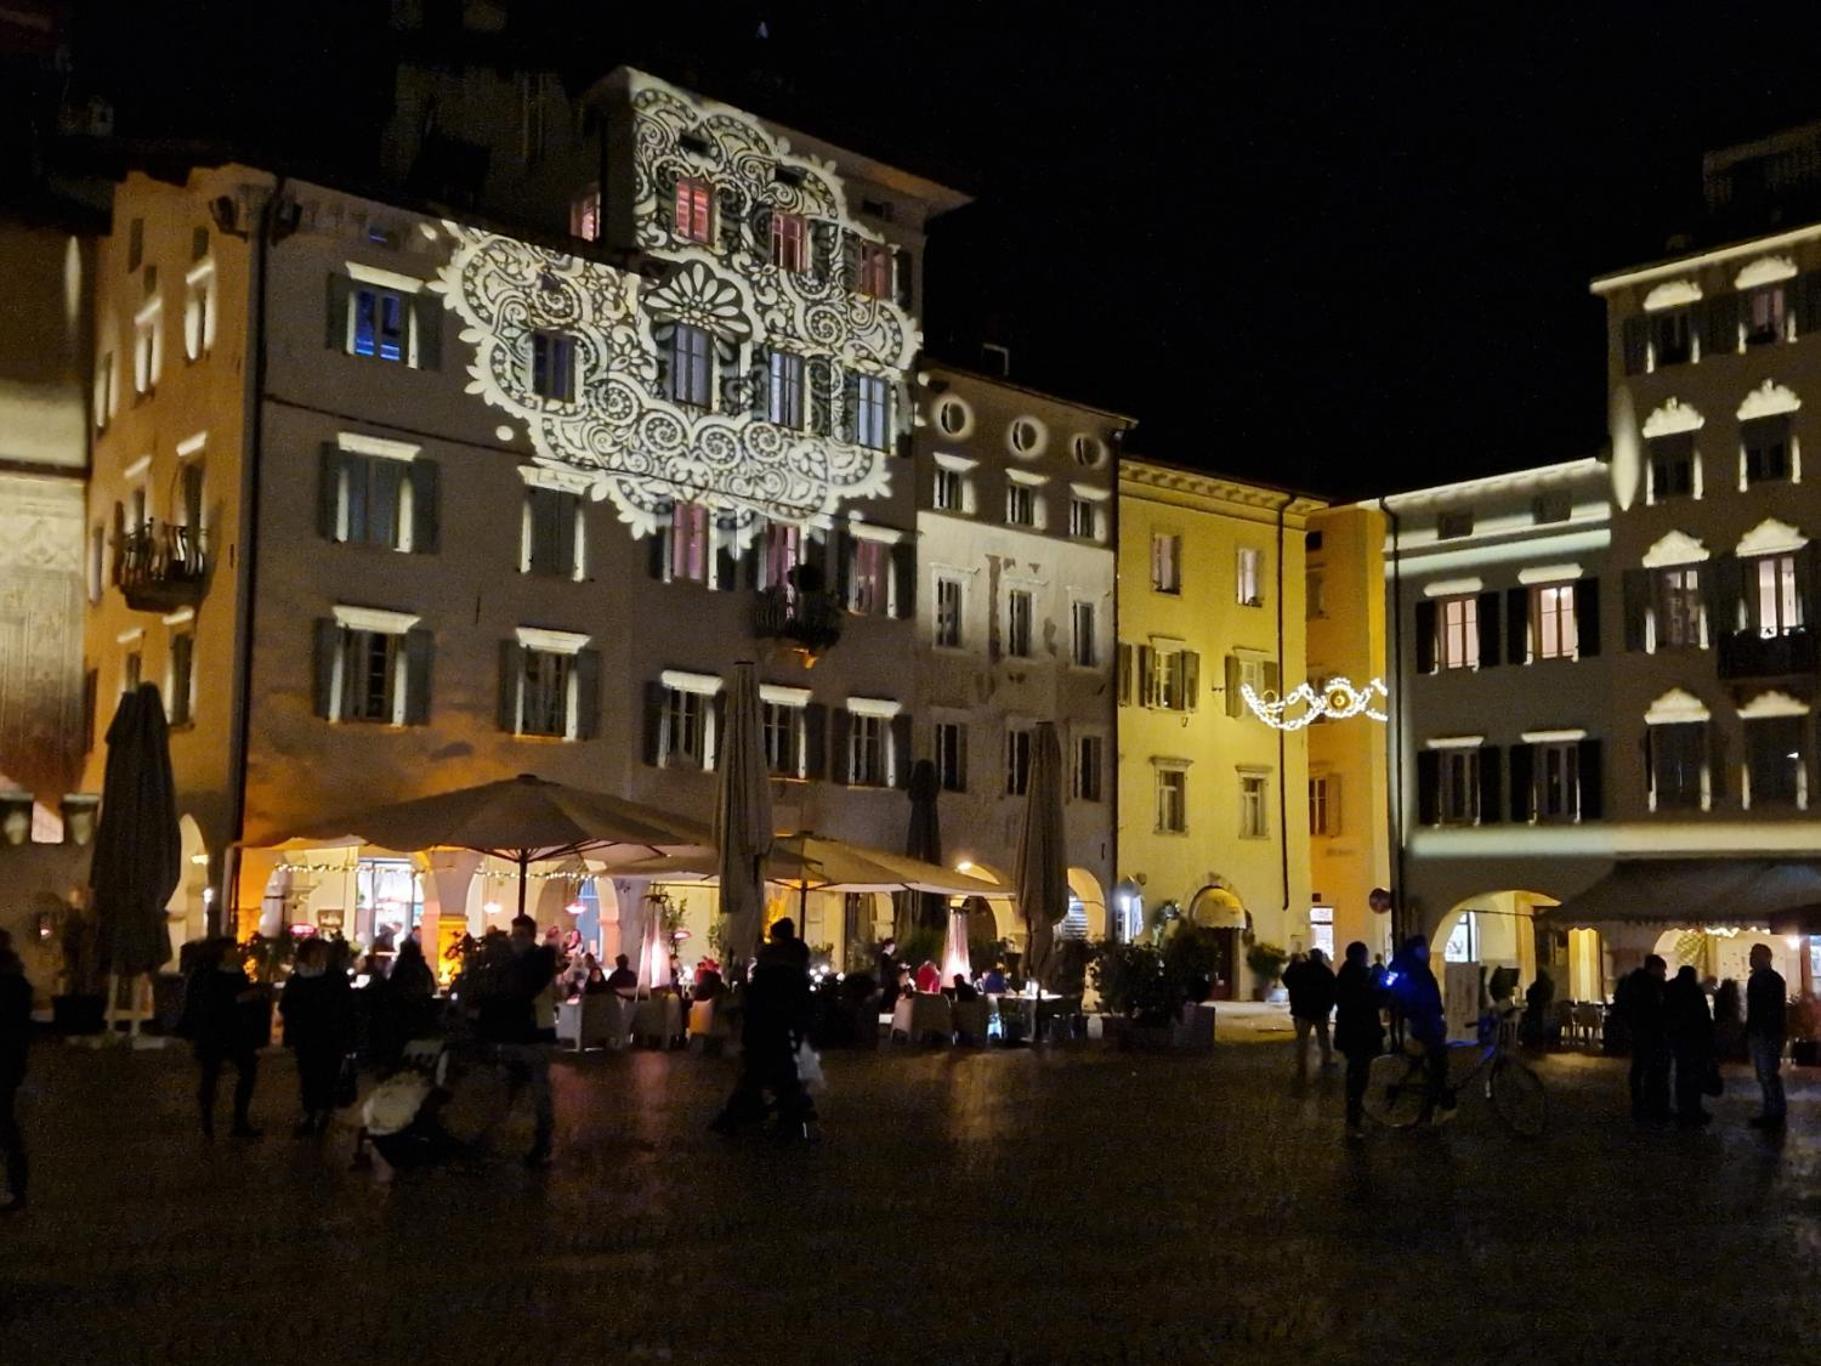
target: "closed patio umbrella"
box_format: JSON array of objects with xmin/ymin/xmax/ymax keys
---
[
  {"xmin": 903, "ymin": 758, "xmax": 946, "ymax": 937},
  {"xmin": 90, "ymin": 684, "xmax": 181, "ymax": 981},
  {"xmin": 714, "ymin": 661, "xmax": 773, "ymax": 973},
  {"xmin": 1014, "ymin": 721, "xmax": 1068, "ymax": 988}
]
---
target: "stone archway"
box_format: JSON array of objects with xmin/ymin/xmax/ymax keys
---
[
  {"xmin": 1428, "ymin": 890, "xmax": 1564, "ymax": 1006},
  {"xmin": 1188, "ymin": 882, "xmax": 1246, "ymax": 1001},
  {"xmin": 1065, "ymin": 867, "xmax": 1107, "ymax": 941}
]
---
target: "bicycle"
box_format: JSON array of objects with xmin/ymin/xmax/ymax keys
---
[{"xmin": 1361, "ymin": 1006, "xmax": 1547, "ymax": 1137}]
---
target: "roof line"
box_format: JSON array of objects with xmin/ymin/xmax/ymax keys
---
[
  {"xmin": 921, "ymin": 358, "xmax": 1138, "ymax": 425},
  {"xmin": 1591, "ymin": 219, "xmax": 1821, "ymax": 295}
]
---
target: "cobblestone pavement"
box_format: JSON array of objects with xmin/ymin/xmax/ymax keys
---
[{"xmin": 3, "ymin": 1036, "xmax": 1820, "ymax": 1365}]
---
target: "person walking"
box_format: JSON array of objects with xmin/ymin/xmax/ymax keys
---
[
  {"xmin": 475, "ymin": 914, "xmax": 559, "ymax": 1167},
  {"xmin": 278, "ymin": 937, "xmax": 354, "ymax": 1137},
  {"xmin": 1334, "ymin": 941, "xmax": 1385, "ymax": 1141},
  {"xmin": 1616, "ymin": 954, "xmax": 1670, "ymax": 1122},
  {"xmin": 1287, "ymin": 948, "xmax": 1337, "ymax": 1080},
  {"xmin": 1386, "ymin": 936, "xmax": 1453, "ymax": 1123},
  {"xmin": 181, "ymin": 938, "xmax": 266, "ymax": 1139},
  {"xmin": 1746, "ymin": 943, "xmax": 1787, "ymax": 1130},
  {"xmin": 1664, "ymin": 964, "xmax": 1715, "ymax": 1127},
  {"xmin": 711, "ymin": 917, "xmax": 816, "ymax": 1141},
  {"xmin": 1522, "ymin": 968, "xmax": 1556, "ymax": 1050},
  {"xmin": 0, "ymin": 937, "xmax": 31, "ymax": 1212}
]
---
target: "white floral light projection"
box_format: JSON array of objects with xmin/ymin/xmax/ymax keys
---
[
  {"xmin": 431, "ymin": 72, "xmax": 919, "ymax": 543},
  {"xmin": 1241, "ymin": 677, "xmax": 1390, "ymax": 731}
]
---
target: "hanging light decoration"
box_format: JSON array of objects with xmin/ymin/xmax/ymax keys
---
[{"xmin": 1241, "ymin": 677, "xmax": 1390, "ymax": 731}]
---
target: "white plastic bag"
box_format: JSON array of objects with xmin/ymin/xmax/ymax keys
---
[{"xmin": 794, "ymin": 1039, "xmax": 826, "ymax": 1094}]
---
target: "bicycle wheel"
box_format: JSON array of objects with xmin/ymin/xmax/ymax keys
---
[
  {"xmin": 1362, "ymin": 1052, "xmax": 1428, "ymax": 1129},
  {"xmin": 1489, "ymin": 1057, "xmax": 1547, "ymax": 1138}
]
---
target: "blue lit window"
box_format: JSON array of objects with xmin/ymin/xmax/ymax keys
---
[
  {"xmin": 531, "ymin": 331, "xmax": 576, "ymax": 402},
  {"xmin": 352, "ymin": 287, "xmax": 408, "ymax": 362}
]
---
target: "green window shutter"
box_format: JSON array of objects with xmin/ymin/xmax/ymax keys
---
[
  {"xmin": 1477, "ymin": 747, "xmax": 1503, "ymax": 824},
  {"xmin": 574, "ymin": 648, "xmax": 601, "ymax": 740},
  {"xmin": 1224, "ymin": 654, "xmax": 1242, "ymax": 718},
  {"xmin": 409, "ymin": 458, "xmax": 439, "ymax": 554},
  {"xmin": 403, "ymin": 627, "xmax": 434, "ymax": 725},
  {"xmin": 1577, "ymin": 739, "xmax": 1604, "ymax": 820}
]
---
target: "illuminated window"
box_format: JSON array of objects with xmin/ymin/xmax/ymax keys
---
[
  {"xmin": 854, "ymin": 374, "xmax": 890, "ymax": 449},
  {"xmin": 1071, "ymin": 600, "xmax": 1098, "ymax": 668},
  {"xmin": 1746, "ymin": 285, "xmax": 1786, "ymax": 346},
  {"xmin": 935, "ymin": 576, "xmax": 964, "ymax": 648},
  {"xmin": 760, "ymin": 520, "xmax": 803, "ymax": 594},
  {"xmin": 1237, "ymin": 547, "xmax": 1262, "ymax": 605},
  {"xmin": 1436, "ymin": 595, "xmax": 1479, "ymax": 670},
  {"xmin": 762, "ymin": 700, "xmax": 806, "ymax": 778},
  {"xmin": 1005, "ymin": 725, "xmax": 1033, "ymax": 796},
  {"xmin": 1007, "ymin": 588, "xmax": 1034, "ymax": 657},
  {"xmin": 1533, "ymin": 742, "xmax": 1580, "ymax": 822},
  {"xmin": 936, "ymin": 397, "xmax": 969, "ymax": 435},
  {"xmin": 674, "ymin": 178, "xmax": 714, "ymax": 243},
  {"xmin": 1743, "ymin": 415, "xmax": 1792, "ymax": 485},
  {"xmin": 1751, "ymin": 554, "xmax": 1802, "ymax": 637},
  {"xmin": 341, "ymin": 629, "xmax": 402, "ymax": 724},
  {"xmin": 1155, "ymin": 767, "xmax": 1187, "ymax": 833},
  {"xmin": 1657, "ymin": 568, "xmax": 1703, "ymax": 649},
  {"xmin": 669, "ymin": 502, "xmax": 711, "ymax": 584},
  {"xmin": 182, "ymin": 263, "xmax": 215, "ymax": 361},
  {"xmin": 356, "ymin": 858, "xmax": 423, "ymax": 944},
  {"xmin": 570, "ymin": 187, "xmax": 600, "ymax": 242},
  {"xmin": 351, "ymin": 287, "xmax": 409, "ymax": 363},
  {"xmin": 1531, "ymin": 583, "xmax": 1578, "ymax": 660},
  {"xmin": 668, "ymin": 325, "xmax": 713, "ymax": 408},
  {"xmin": 771, "ymin": 212, "xmax": 808, "ymax": 272},
  {"xmin": 1074, "ymin": 734, "xmax": 1104, "ymax": 802},
  {"xmin": 935, "ymin": 720, "xmax": 967, "ymax": 792},
  {"xmin": 94, "ymin": 352, "xmax": 113, "ymax": 432},
  {"xmin": 531, "ymin": 331, "xmax": 576, "ymax": 403},
  {"xmin": 1239, "ymin": 774, "xmax": 1270, "ymax": 838},
  {"xmin": 854, "ymin": 240, "xmax": 892, "ymax": 299},
  {"xmin": 1436, "ymin": 749, "xmax": 1480, "ymax": 825},
  {"xmin": 768, "ymin": 350, "xmax": 805, "ymax": 428},
  {"xmin": 1148, "ymin": 646, "xmax": 1198, "ymax": 712},
  {"xmin": 132, "ymin": 307, "xmax": 162, "ymax": 395},
  {"xmin": 1151, "ymin": 534, "xmax": 1181, "ymax": 593},
  {"xmin": 849, "ymin": 538, "xmax": 890, "ymax": 615},
  {"xmin": 1005, "ymin": 484, "xmax": 1036, "ymax": 528}
]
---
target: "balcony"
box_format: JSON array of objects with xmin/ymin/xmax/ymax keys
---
[
  {"xmin": 1717, "ymin": 628, "xmax": 1819, "ymax": 683},
  {"xmin": 114, "ymin": 518, "xmax": 207, "ymax": 613},
  {"xmin": 753, "ymin": 586, "xmax": 843, "ymax": 661}
]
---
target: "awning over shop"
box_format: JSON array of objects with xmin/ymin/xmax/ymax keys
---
[
  {"xmin": 1189, "ymin": 885, "xmax": 1245, "ymax": 931},
  {"xmin": 1539, "ymin": 859, "xmax": 1821, "ymax": 934}
]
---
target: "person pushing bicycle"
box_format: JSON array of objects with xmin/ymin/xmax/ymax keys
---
[{"xmin": 1385, "ymin": 934, "xmax": 1455, "ymax": 1124}]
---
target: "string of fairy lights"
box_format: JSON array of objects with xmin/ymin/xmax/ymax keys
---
[{"xmin": 1240, "ymin": 676, "xmax": 1390, "ymax": 732}]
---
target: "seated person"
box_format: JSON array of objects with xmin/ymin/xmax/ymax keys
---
[
  {"xmin": 980, "ymin": 963, "xmax": 1008, "ymax": 995},
  {"xmin": 580, "ymin": 954, "xmax": 609, "ymax": 996},
  {"xmin": 694, "ymin": 967, "xmax": 725, "ymax": 1003},
  {"xmin": 604, "ymin": 954, "xmax": 638, "ymax": 999},
  {"xmin": 913, "ymin": 960, "xmax": 942, "ymax": 995},
  {"xmin": 953, "ymin": 974, "xmax": 980, "ymax": 1003}
]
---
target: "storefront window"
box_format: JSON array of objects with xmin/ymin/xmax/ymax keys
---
[{"xmin": 357, "ymin": 857, "xmax": 421, "ymax": 947}]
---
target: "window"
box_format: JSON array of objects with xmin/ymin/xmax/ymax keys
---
[
  {"xmin": 1658, "ymin": 568, "xmax": 1703, "ymax": 649},
  {"xmin": 1240, "ymin": 774, "xmax": 1269, "ymax": 838},
  {"xmin": 1236, "ymin": 547, "xmax": 1262, "ymax": 606},
  {"xmin": 1074, "ymin": 734, "xmax": 1104, "ymax": 802},
  {"xmin": 935, "ymin": 397, "xmax": 969, "ymax": 436},
  {"xmin": 935, "ymin": 576, "xmax": 963, "ymax": 648},
  {"xmin": 760, "ymin": 520, "xmax": 804, "ymax": 593},
  {"xmin": 1752, "ymin": 554, "xmax": 1802, "ymax": 637},
  {"xmin": 327, "ymin": 451, "xmax": 435, "ymax": 553},
  {"xmin": 1533, "ymin": 491, "xmax": 1573, "ymax": 524},
  {"xmin": 1648, "ymin": 433, "xmax": 1696, "ymax": 501},
  {"xmin": 660, "ymin": 687, "xmax": 710, "ymax": 768},
  {"xmin": 168, "ymin": 630, "xmax": 195, "ymax": 726},
  {"xmin": 771, "ymin": 212, "xmax": 808, "ymax": 272},
  {"xmin": 1437, "ymin": 595, "xmax": 1480, "ymax": 670},
  {"xmin": 854, "ymin": 240, "xmax": 892, "ymax": 299},
  {"xmin": 853, "ymin": 374, "xmax": 890, "ymax": 450},
  {"xmin": 1532, "ymin": 583, "xmax": 1578, "ymax": 660},
  {"xmin": 934, "ymin": 467, "xmax": 963, "ymax": 512},
  {"xmin": 1648, "ymin": 309, "xmax": 1692, "ymax": 367},
  {"xmin": 1149, "ymin": 646, "xmax": 1199, "ymax": 712},
  {"xmin": 670, "ymin": 502, "xmax": 711, "ymax": 584},
  {"xmin": 674, "ymin": 178, "xmax": 714, "ymax": 243},
  {"xmin": 849, "ymin": 538, "xmax": 890, "ymax": 615},
  {"xmin": 127, "ymin": 216, "xmax": 144, "ymax": 272},
  {"xmin": 1069, "ymin": 497, "xmax": 1097, "ymax": 540},
  {"xmin": 1437, "ymin": 511, "xmax": 1475, "ymax": 541},
  {"xmin": 1071, "ymin": 600, "xmax": 1097, "ymax": 667},
  {"xmin": 1155, "ymin": 768, "xmax": 1187, "ymax": 833},
  {"xmin": 1306, "ymin": 570, "xmax": 1326, "ymax": 618},
  {"xmin": 182, "ymin": 264, "xmax": 215, "ymax": 361},
  {"xmin": 1746, "ymin": 285, "xmax": 1786, "ymax": 346},
  {"xmin": 351, "ymin": 287, "xmax": 409, "ymax": 363},
  {"xmin": 1533, "ymin": 742, "xmax": 1580, "ymax": 822},
  {"xmin": 669, "ymin": 325, "xmax": 713, "ymax": 408},
  {"xmin": 1005, "ymin": 726, "xmax": 1033, "ymax": 796},
  {"xmin": 1309, "ymin": 775, "xmax": 1339, "ymax": 836},
  {"xmin": 762, "ymin": 701, "xmax": 806, "ymax": 778},
  {"xmin": 570, "ymin": 187, "xmax": 600, "ymax": 242},
  {"xmin": 1007, "ymin": 589, "xmax": 1034, "ymax": 658},
  {"xmin": 342, "ymin": 629, "xmax": 402, "ymax": 723},
  {"xmin": 1072, "ymin": 434, "xmax": 1106, "ymax": 467},
  {"xmin": 1747, "ymin": 716, "xmax": 1805, "ymax": 808},
  {"xmin": 356, "ymin": 857, "xmax": 423, "ymax": 945},
  {"xmin": 133, "ymin": 307, "xmax": 162, "ymax": 395},
  {"xmin": 94, "ymin": 352, "xmax": 113, "ymax": 432},
  {"xmin": 768, "ymin": 351, "xmax": 805, "ymax": 428},
  {"xmin": 1650, "ymin": 722, "xmax": 1706, "ymax": 811},
  {"xmin": 519, "ymin": 649, "xmax": 575, "ymax": 738},
  {"xmin": 1437, "ymin": 749, "xmax": 1480, "ymax": 825},
  {"xmin": 1152, "ymin": 533, "xmax": 1182, "ymax": 593},
  {"xmin": 1005, "ymin": 484, "xmax": 1036, "ymax": 528},
  {"xmin": 531, "ymin": 331, "xmax": 576, "ymax": 402},
  {"xmin": 849, "ymin": 712, "xmax": 887, "ymax": 786},
  {"xmin": 523, "ymin": 486, "xmax": 583, "ymax": 579},
  {"xmin": 935, "ymin": 721, "xmax": 967, "ymax": 792},
  {"xmin": 1743, "ymin": 415, "xmax": 1792, "ymax": 485},
  {"xmin": 1010, "ymin": 419, "xmax": 1041, "ymax": 454}
]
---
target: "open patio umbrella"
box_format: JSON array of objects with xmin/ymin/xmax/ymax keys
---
[
  {"xmin": 903, "ymin": 758, "xmax": 946, "ymax": 936},
  {"xmin": 268, "ymin": 773, "xmax": 711, "ymax": 920},
  {"xmin": 90, "ymin": 684, "xmax": 181, "ymax": 982},
  {"xmin": 714, "ymin": 662, "xmax": 772, "ymax": 972},
  {"xmin": 1014, "ymin": 721, "xmax": 1068, "ymax": 988},
  {"xmin": 618, "ymin": 834, "xmax": 1003, "ymax": 901}
]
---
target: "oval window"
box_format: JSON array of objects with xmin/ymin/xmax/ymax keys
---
[
  {"xmin": 1009, "ymin": 417, "xmax": 1046, "ymax": 456},
  {"xmin": 1072, "ymin": 434, "xmax": 1106, "ymax": 467},
  {"xmin": 936, "ymin": 397, "xmax": 971, "ymax": 436}
]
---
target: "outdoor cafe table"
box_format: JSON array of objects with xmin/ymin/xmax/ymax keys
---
[
  {"xmin": 892, "ymin": 992, "xmax": 954, "ymax": 1043},
  {"xmin": 630, "ymin": 994, "xmax": 683, "ymax": 1048},
  {"xmin": 995, "ymin": 992, "xmax": 1079, "ymax": 1044}
]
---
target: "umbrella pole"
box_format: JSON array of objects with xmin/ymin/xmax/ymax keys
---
[{"xmin": 517, "ymin": 853, "xmax": 529, "ymax": 922}]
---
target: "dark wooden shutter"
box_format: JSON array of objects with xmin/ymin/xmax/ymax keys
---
[
  {"xmin": 1116, "ymin": 642, "xmax": 1133, "ymax": 705},
  {"xmin": 1136, "ymin": 645, "xmax": 1154, "ymax": 707},
  {"xmin": 325, "ymin": 273, "xmax": 351, "ymax": 350},
  {"xmin": 891, "ymin": 714, "xmax": 913, "ymax": 788},
  {"xmin": 831, "ymin": 708, "xmax": 853, "ymax": 784},
  {"xmin": 1506, "ymin": 587, "xmax": 1530, "ymax": 665},
  {"xmin": 749, "ymin": 344, "xmax": 770, "ymax": 421},
  {"xmin": 1622, "ymin": 569, "xmax": 1651, "ymax": 652},
  {"xmin": 1701, "ymin": 293, "xmax": 1738, "ymax": 358},
  {"xmin": 831, "ymin": 528, "xmax": 852, "ymax": 608},
  {"xmin": 1508, "ymin": 743, "xmax": 1534, "ymax": 823},
  {"xmin": 641, "ymin": 680, "xmax": 666, "ymax": 765},
  {"xmin": 647, "ymin": 522, "xmax": 671, "ymax": 581},
  {"xmin": 1414, "ymin": 600, "xmax": 1437, "ymax": 674},
  {"xmin": 414, "ymin": 296, "xmax": 442, "ymax": 370},
  {"xmin": 891, "ymin": 539, "xmax": 916, "ymax": 618},
  {"xmin": 409, "ymin": 459, "xmax": 439, "ymax": 554},
  {"xmin": 1477, "ymin": 591, "xmax": 1501, "ymax": 667},
  {"xmin": 313, "ymin": 619, "xmax": 339, "ymax": 719},
  {"xmin": 1799, "ymin": 542, "xmax": 1821, "ymax": 629},
  {"xmin": 1185, "ymin": 651, "xmax": 1202, "ymax": 712},
  {"xmin": 1574, "ymin": 577, "xmax": 1601, "ymax": 657},
  {"xmin": 714, "ymin": 525, "xmax": 739, "ymax": 592},
  {"xmin": 317, "ymin": 445, "xmax": 341, "ymax": 541},
  {"xmin": 1707, "ymin": 722, "xmax": 1727, "ymax": 803},
  {"xmin": 1577, "ymin": 738, "xmax": 1604, "ymax": 820},
  {"xmin": 573, "ymin": 649, "xmax": 601, "ymax": 740},
  {"xmin": 1621, "ymin": 315, "xmax": 1648, "ymax": 376},
  {"xmin": 1704, "ymin": 554, "xmax": 1742, "ymax": 639},
  {"xmin": 497, "ymin": 642, "xmax": 523, "ymax": 732},
  {"xmin": 1416, "ymin": 750, "xmax": 1440, "ymax": 826},
  {"xmin": 1224, "ymin": 654, "xmax": 1242, "ymax": 717},
  {"xmin": 1477, "ymin": 746, "xmax": 1502, "ymax": 824},
  {"xmin": 809, "ymin": 218, "xmax": 839, "ymax": 283},
  {"xmin": 403, "ymin": 626, "xmax": 434, "ymax": 725},
  {"xmin": 894, "ymin": 247, "xmax": 913, "ymax": 310},
  {"xmin": 804, "ymin": 702, "xmax": 827, "ymax": 779},
  {"xmin": 1799, "ymin": 271, "xmax": 1821, "ymax": 337}
]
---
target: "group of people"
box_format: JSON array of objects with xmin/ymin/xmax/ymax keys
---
[
  {"xmin": 874, "ymin": 936, "xmax": 1009, "ymax": 1015},
  {"xmin": 1615, "ymin": 943, "xmax": 1788, "ymax": 1130}
]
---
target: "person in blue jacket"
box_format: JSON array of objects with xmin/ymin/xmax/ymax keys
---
[{"xmin": 1385, "ymin": 934, "xmax": 1454, "ymax": 1123}]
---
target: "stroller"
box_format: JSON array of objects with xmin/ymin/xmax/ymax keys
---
[{"xmin": 356, "ymin": 1038, "xmax": 464, "ymax": 1176}]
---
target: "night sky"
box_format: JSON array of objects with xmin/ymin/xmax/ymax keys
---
[{"xmin": 65, "ymin": 2, "xmax": 1821, "ymax": 499}]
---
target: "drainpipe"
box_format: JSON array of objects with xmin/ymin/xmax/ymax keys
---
[
  {"xmin": 1379, "ymin": 495, "xmax": 1407, "ymax": 946},
  {"xmin": 1275, "ymin": 494, "xmax": 1290, "ymax": 924}
]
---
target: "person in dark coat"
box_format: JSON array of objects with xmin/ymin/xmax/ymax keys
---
[
  {"xmin": 876, "ymin": 937, "xmax": 901, "ymax": 1013},
  {"xmin": 1386, "ymin": 936, "xmax": 1452, "ymax": 1123},
  {"xmin": 1616, "ymin": 954, "xmax": 1670, "ymax": 1122},
  {"xmin": 1522, "ymin": 969, "xmax": 1556, "ymax": 1050},
  {"xmin": 1287, "ymin": 948, "xmax": 1338, "ymax": 1080},
  {"xmin": 278, "ymin": 937, "xmax": 354, "ymax": 1137},
  {"xmin": 1334, "ymin": 940, "xmax": 1385, "ymax": 1141},
  {"xmin": 181, "ymin": 938, "xmax": 265, "ymax": 1139},
  {"xmin": 604, "ymin": 953, "xmax": 637, "ymax": 998},
  {"xmin": 711, "ymin": 917, "xmax": 816, "ymax": 1139},
  {"xmin": 1664, "ymin": 964, "xmax": 1715, "ymax": 1127},
  {"xmin": 1713, "ymin": 977, "xmax": 1745, "ymax": 1063},
  {"xmin": 1746, "ymin": 943, "xmax": 1787, "ymax": 1128},
  {"xmin": 0, "ymin": 937, "xmax": 31, "ymax": 1211},
  {"xmin": 387, "ymin": 935, "xmax": 438, "ymax": 1044},
  {"xmin": 475, "ymin": 914, "xmax": 558, "ymax": 1166}
]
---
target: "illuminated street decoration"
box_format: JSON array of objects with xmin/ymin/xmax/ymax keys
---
[
  {"xmin": 1241, "ymin": 677, "xmax": 1389, "ymax": 731},
  {"xmin": 431, "ymin": 71, "xmax": 918, "ymax": 543}
]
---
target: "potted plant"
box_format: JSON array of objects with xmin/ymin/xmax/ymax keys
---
[
  {"xmin": 52, "ymin": 904, "xmax": 106, "ymax": 1035},
  {"xmin": 1244, "ymin": 940, "xmax": 1290, "ymax": 1003}
]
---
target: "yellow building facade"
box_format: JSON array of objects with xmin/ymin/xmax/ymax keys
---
[{"xmin": 1114, "ymin": 459, "xmax": 1323, "ymax": 998}]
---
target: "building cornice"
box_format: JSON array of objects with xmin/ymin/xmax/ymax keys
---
[
  {"xmin": 1119, "ymin": 458, "xmax": 1326, "ymax": 519},
  {"xmin": 1591, "ymin": 219, "xmax": 1821, "ymax": 296}
]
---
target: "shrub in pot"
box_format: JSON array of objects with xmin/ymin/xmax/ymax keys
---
[{"xmin": 1244, "ymin": 940, "xmax": 1289, "ymax": 1002}]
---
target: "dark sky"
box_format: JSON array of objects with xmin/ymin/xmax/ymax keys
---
[{"xmin": 70, "ymin": 1, "xmax": 1821, "ymax": 499}]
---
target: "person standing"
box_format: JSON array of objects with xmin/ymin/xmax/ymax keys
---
[
  {"xmin": 1616, "ymin": 954, "xmax": 1670, "ymax": 1122},
  {"xmin": 0, "ymin": 938, "xmax": 31, "ymax": 1211},
  {"xmin": 181, "ymin": 938, "xmax": 265, "ymax": 1139},
  {"xmin": 1288, "ymin": 948, "xmax": 1337, "ymax": 1080},
  {"xmin": 711, "ymin": 917, "xmax": 816, "ymax": 1140},
  {"xmin": 1664, "ymin": 964, "xmax": 1714, "ymax": 1127},
  {"xmin": 1334, "ymin": 941, "xmax": 1385, "ymax": 1141},
  {"xmin": 278, "ymin": 938, "xmax": 354, "ymax": 1137},
  {"xmin": 1387, "ymin": 936, "xmax": 1453, "ymax": 1123},
  {"xmin": 1746, "ymin": 943, "xmax": 1787, "ymax": 1129},
  {"xmin": 476, "ymin": 914, "xmax": 559, "ymax": 1167}
]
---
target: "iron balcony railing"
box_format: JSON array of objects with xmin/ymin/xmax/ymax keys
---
[
  {"xmin": 113, "ymin": 517, "xmax": 207, "ymax": 613},
  {"xmin": 1717, "ymin": 627, "xmax": 1819, "ymax": 681},
  {"xmin": 753, "ymin": 586, "xmax": 843, "ymax": 659}
]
